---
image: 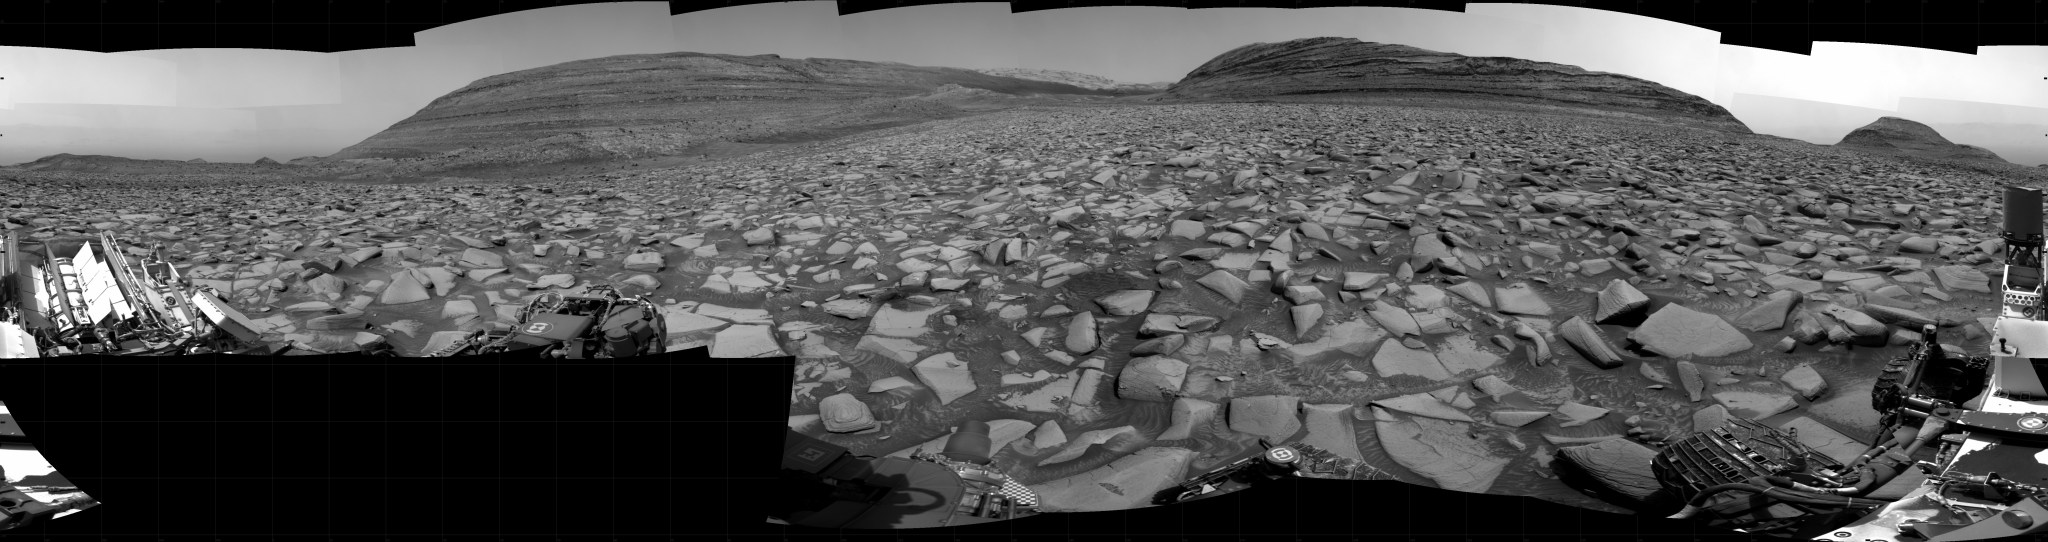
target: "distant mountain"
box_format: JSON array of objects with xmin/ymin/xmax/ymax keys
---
[
  {"xmin": 327, "ymin": 52, "xmax": 1123, "ymax": 177},
  {"xmin": 1158, "ymin": 37, "xmax": 1750, "ymax": 133},
  {"xmin": 1836, "ymin": 116, "xmax": 2009, "ymax": 164},
  {"xmin": 971, "ymin": 68, "xmax": 1170, "ymax": 92},
  {"xmin": 8, "ymin": 153, "xmax": 299, "ymax": 175}
]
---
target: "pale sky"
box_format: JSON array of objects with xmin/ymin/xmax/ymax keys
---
[{"xmin": 1, "ymin": 1, "xmax": 2044, "ymax": 166}]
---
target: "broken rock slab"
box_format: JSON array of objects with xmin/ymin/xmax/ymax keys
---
[
  {"xmin": 1371, "ymin": 406, "xmax": 1509, "ymax": 494},
  {"xmin": 1711, "ymin": 381, "xmax": 1800, "ymax": 420},
  {"xmin": 913, "ymin": 352, "xmax": 978, "ymax": 405},
  {"xmin": 1300, "ymin": 403, "xmax": 1365, "ymax": 461},
  {"xmin": 710, "ymin": 325, "xmax": 786, "ymax": 358},
  {"xmin": 1160, "ymin": 397, "xmax": 1220, "ymax": 440},
  {"xmin": 1028, "ymin": 447, "xmax": 1195, "ymax": 512},
  {"xmin": 1116, "ymin": 356, "xmax": 1189, "ymax": 402},
  {"xmin": 1558, "ymin": 316, "xmax": 1625, "ymax": 369},
  {"xmin": 1554, "ymin": 438, "xmax": 1663, "ymax": 505},
  {"xmin": 1628, "ymin": 304, "xmax": 1754, "ymax": 358},
  {"xmin": 1228, "ymin": 395, "xmax": 1303, "ymax": 440}
]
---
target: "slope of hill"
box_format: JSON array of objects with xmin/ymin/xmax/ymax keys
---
[
  {"xmin": 1836, "ymin": 116, "xmax": 2009, "ymax": 164},
  {"xmin": 327, "ymin": 52, "xmax": 1121, "ymax": 177},
  {"xmin": 1157, "ymin": 37, "xmax": 1750, "ymax": 133},
  {"xmin": 972, "ymin": 67, "xmax": 1171, "ymax": 92}
]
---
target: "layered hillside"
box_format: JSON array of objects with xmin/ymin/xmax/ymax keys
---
[
  {"xmin": 328, "ymin": 52, "xmax": 1121, "ymax": 176},
  {"xmin": 1836, "ymin": 116, "xmax": 2009, "ymax": 164},
  {"xmin": 1158, "ymin": 37, "xmax": 1750, "ymax": 133}
]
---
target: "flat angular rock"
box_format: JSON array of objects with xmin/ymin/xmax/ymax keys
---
[
  {"xmin": 821, "ymin": 298, "xmax": 877, "ymax": 319},
  {"xmin": 1197, "ymin": 270, "xmax": 1251, "ymax": 303},
  {"xmin": 1628, "ymin": 304, "xmax": 1753, "ymax": 358},
  {"xmin": 1365, "ymin": 300, "xmax": 1422, "ymax": 337},
  {"xmin": 1040, "ymin": 425, "xmax": 1138, "ymax": 465},
  {"xmin": 1492, "ymin": 411, "xmax": 1550, "ymax": 427},
  {"xmin": 1444, "ymin": 281, "xmax": 1491, "ymax": 309},
  {"xmin": 1558, "ymin": 316, "xmax": 1624, "ymax": 369},
  {"xmin": 1595, "ymin": 279, "xmax": 1650, "ymax": 324},
  {"xmin": 378, "ymin": 271, "xmax": 431, "ymax": 305},
  {"xmin": 1732, "ymin": 290, "xmax": 1801, "ymax": 331},
  {"xmin": 710, "ymin": 325, "xmax": 786, "ymax": 358},
  {"xmin": 1934, "ymin": 265, "xmax": 1989, "ymax": 293},
  {"xmin": 1492, "ymin": 284, "xmax": 1552, "ymax": 316},
  {"xmin": 621, "ymin": 251, "xmax": 664, "ymax": 272},
  {"xmin": 1290, "ymin": 304, "xmax": 1323, "ymax": 338},
  {"xmin": 1371, "ymin": 339, "xmax": 1451, "ymax": 381},
  {"xmin": 1300, "ymin": 403, "xmax": 1366, "ymax": 461},
  {"xmin": 857, "ymin": 335, "xmax": 926, "ymax": 365},
  {"xmin": 1675, "ymin": 361, "xmax": 1705, "ymax": 402},
  {"xmin": 459, "ymin": 248, "xmax": 505, "ymax": 269},
  {"xmin": 1228, "ymin": 395, "xmax": 1302, "ymax": 440},
  {"xmin": 1116, "ymin": 356, "xmax": 1188, "ymax": 402},
  {"xmin": 1554, "ymin": 401, "xmax": 1610, "ymax": 427},
  {"xmin": 1342, "ymin": 271, "xmax": 1386, "ymax": 291},
  {"xmin": 1554, "ymin": 439, "xmax": 1663, "ymax": 503},
  {"xmin": 1372, "ymin": 406, "xmax": 1509, "ymax": 493},
  {"xmin": 1065, "ymin": 311, "xmax": 1099, "ymax": 354},
  {"xmin": 1711, "ymin": 381, "xmax": 1799, "ymax": 420},
  {"xmin": 1095, "ymin": 290, "xmax": 1156, "ymax": 316},
  {"xmin": 1160, "ymin": 397, "xmax": 1219, "ymax": 440},
  {"xmin": 1028, "ymin": 447, "xmax": 1195, "ymax": 512},
  {"xmin": 869, "ymin": 303, "xmax": 945, "ymax": 338},
  {"xmin": 1372, "ymin": 392, "xmax": 1472, "ymax": 422},
  {"xmin": 912, "ymin": 353, "xmax": 977, "ymax": 405},
  {"xmin": 1779, "ymin": 364, "xmax": 1828, "ymax": 400}
]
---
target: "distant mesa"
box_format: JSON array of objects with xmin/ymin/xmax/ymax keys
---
[
  {"xmin": 1155, "ymin": 37, "xmax": 1751, "ymax": 133},
  {"xmin": 1835, "ymin": 116, "xmax": 2009, "ymax": 164},
  {"xmin": 254, "ymin": 156, "xmax": 281, "ymax": 165}
]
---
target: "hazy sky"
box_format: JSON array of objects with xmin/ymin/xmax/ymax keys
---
[{"xmin": 2, "ymin": 1, "xmax": 2044, "ymax": 166}]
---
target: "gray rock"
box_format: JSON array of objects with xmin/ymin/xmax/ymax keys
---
[
  {"xmin": 1116, "ymin": 356, "xmax": 1189, "ymax": 402},
  {"xmin": 1371, "ymin": 339, "xmax": 1451, "ymax": 381},
  {"xmin": 1779, "ymin": 364, "xmax": 1828, "ymax": 400},
  {"xmin": 1558, "ymin": 315, "xmax": 1624, "ymax": 369},
  {"xmin": 1711, "ymin": 381, "xmax": 1800, "ymax": 420},
  {"xmin": 1095, "ymin": 290, "xmax": 1157, "ymax": 316},
  {"xmin": 1732, "ymin": 290, "xmax": 1801, "ymax": 331},
  {"xmin": 1595, "ymin": 278, "xmax": 1650, "ymax": 324},
  {"xmin": 1159, "ymin": 397, "xmax": 1219, "ymax": 440},
  {"xmin": 912, "ymin": 352, "xmax": 977, "ymax": 405},
  {"xmin": 1197, "ymin": 270, "xmax": 1251, "ymax": 303},
  {"xmin": 1228, "ymin": 395, "xmax": 1302, "ymax": 440},
  {"xmin": 1934, "ymin": 265, "xmax": 1989, "ymax": 293},
  {"xmin": 1372, "ymin": 406, "xmax": 1509, "ymax": 493},
  {"xmin": 710, "ymin": 324, "xmax": 786, "ymax": 358},
  {"xmin": 1065, "ymin": 311, "xmax": 1099, "ymax": 354},
  {"xmin": 1028, "ymin": 447, "xmax": 1194, "ymax": 512},
  {"xmin": 1493, "ymin": 283, "xmax": 1553, "ymax": 316},
  {"xmin": 1628, "ymin": 304, "xmax": 1754, "ymax": 358},
  {"xmin": 1300, "ymin": 403, "xmax": 1365, "ymax": 461},
  {"xmin": 1555, "ymin": 439, "xmax": 1663, "ymax": 504},
  {"xmin": 818, "ymin": 393, "xmax": 878, "ymax": 433}
]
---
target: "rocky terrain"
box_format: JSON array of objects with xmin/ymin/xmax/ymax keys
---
[
  {"xmin": 972, "ymin": 67, "xmax": 1171, "ymax": 92},
  {"xmin": 1836, "ymin": 116, "xmax": 2010, "ymax": 164},
  {"xmin": 4, "ymin": 41, "xmax": 2046, "ymax": 523},
  {"xmin": 5, "ymin": 100, "xmax": 2042, "ymax": 516},
  {"xmin": 1160, "ymin": 37, "xmax": 1753, "ymax": 135}
]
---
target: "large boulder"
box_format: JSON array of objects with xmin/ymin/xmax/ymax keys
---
[
  {"xmin": 378, "ymin": 271, "xmax": 431, "ymax": 305},
  {"xmin": 459, "ymin": 248, "xmax": 505, "ymax": 269},
  {"xmin": 1197, "ymin": 270, "xmax": 1251, "ymax": 303},
  {"xmin": 1933, "ymin": 265, "xmax": 1990, "ymax": 293},
  {"xmin": 1627, "ymin": 304, "xmax": 1754, "ymax": 358},
  {"xmin": 1780, "ymin": 364, "xmax": 1829, "ymax": 400}
]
